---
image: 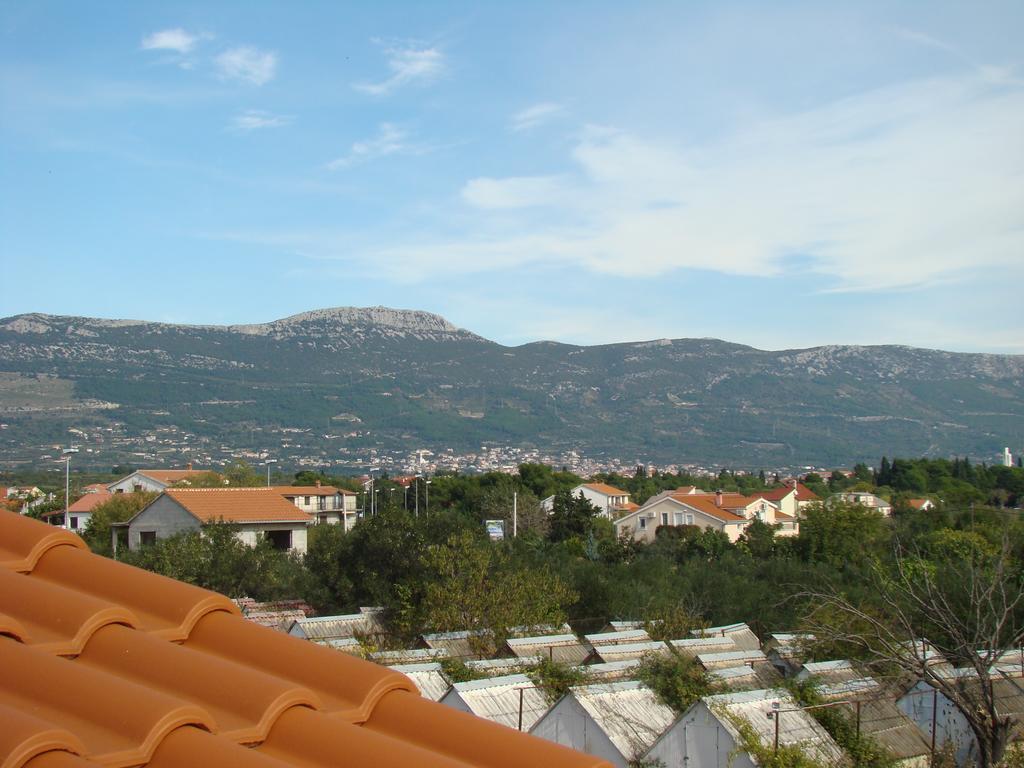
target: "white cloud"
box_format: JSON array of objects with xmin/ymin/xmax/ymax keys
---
[
  {"xmin": 378, "ymin": 72, "xmax": 1023, "ymax": 292},
  {"xmin": 326, "ymin": 123, "xmax": 411, "ymax": 170},
  {"xmin": 354, "ymin": 44, "xmax": 444, "ymax": 96},
  {"xmin": 510, "ymin": 102, "xmax": 564, "ymax": 132},
  {"xmin": 215, "ymin": 46, "xmax": 277, "ymax": 86},
  {"xmin": 228, "ymin": 109, "xmax": 292, "ymax": 132},
  {"xmin": 141, "ymin": 28, "xmax": 200, "ymax": 54},
  {"xmin": 461, "ymin": 175, "xmax": 570, "ymax": 209}
]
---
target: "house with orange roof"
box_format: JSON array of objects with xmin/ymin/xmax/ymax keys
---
[
  {"xmin": 540, "ymin": 483, "xmax": 633, "ymax": 519},
  {"xmin": 907, "ymin": 498, "xmax": 935, "ymax": 511},
  {"xmin": 613, "ymin": 490, "xmax": 797, "ymax": 544},
  {"xmin": 748, "ymin": 480, "xmax": 819, "ymax": 518},
  {"xmin": 125, "ymin": 487, "xmax": 313, "ymax": 554},
  {"xmin": 108, "ymin": 465, "xmax": 214, "ymax": 494},
  {"xmin": 41, "ymin": 483, "xmax": 112, "ymax": 532}
]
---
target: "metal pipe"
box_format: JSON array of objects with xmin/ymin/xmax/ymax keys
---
[
  {"xmin": 518, "ymin": 687, "xmax": 525, "ymax": 731},
  {"xmin": 930, "ymin": 687, "xmax": 938, "ymax": 756}
]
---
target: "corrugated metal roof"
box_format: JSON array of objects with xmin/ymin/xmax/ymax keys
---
[
  {"xmin": 506, "ymin": 634, "xmax": 591, "ymax": 664},
  {"xmin": 594, "ymin": 641, "xmax": 670, "ymax": 663},
  {"xmin": 796, "ymin": 659, "xmax": 862, "ymax": 685},
  {"xmin": 570, "ymin": 681, "xmax": 676, "ymax": 761},
  {"xmin": 388, "ymin": 662, "xmax": 452, "ymax": 702},
  {"xmin": 369, "ymin": 647, "xmax": 448, "ymax": 665},
  {"xmin": 607, "ymin": 620, "xmax": 645, "ymax": 632},
  {"xmin": 669, "ymin": 636, "xmax": 737, "ymax": 656},
  {"xmin": 707, "ymin": 688, "xmax": 846, "ymax": 766},
  {"xmin": 584, "ymin": 629, "xmax": 651, "ymax": 646},
  {"xmin": 697, "ymin": 649, "xmax": 768, "ymax": 669},
  {"xmin": 289, "ymin": 609, "xmax": 385, "ymax": 641},
  {"xmin": 466, "ymin": 656, "xmax": 540, "ymax": 676},
  {"xmin": 691, "ymin": 622, "xmax": 761, "ymax": 651},
  {"xmin": 583, "ymin": 659, "xmax": 643, "ymax": 682},
  {"xmin": 710, "ymin": 662, "xmax": 782, "ymax": 691},
  {"xmin": 442, "ymin": 674, "xmax": 550, "ymax": 731}
]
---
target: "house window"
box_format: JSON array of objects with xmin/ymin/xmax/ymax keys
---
[
  {"xmin": 674, "ymin": 511, "xmax": 684, "ymax": 525},
  {"xmin": 639, "ymin": 517, "xmax": 647, "ymax": 530},
  {"xmin": 661, "ymin": 512, "xmax": 669, "ymax": 526},
  {"xmin": 133, "ymin": 484, "xmax": 143, "ymax": 493},
  {"xmin": 686, "ymin": 514, "xmax": 694, "ymax": 525},
  {"xmin": 70, "ymin": 516, "xmax": 78, "ymax": 530},
  {"xmin": 140, "ymin": 531, "xmax": 157, "ymax": 546},
  {"xmin": 304, "ymin": 496, "xmax": 311, "ymax": 506},
  {"xmin": 266, "ymin": 529, "xmax": 292, "ymax": 551}
]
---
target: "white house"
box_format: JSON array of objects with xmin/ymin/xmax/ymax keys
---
[
  {"xmin": 644, "ymin": 689, "xmax": 845, "ymax": 768},
  {"xmin": 41, "ymin": 483, "xmax": 111, "ymax": 532},
  {"xmin": 830, "ymin": 491, "xmax": 893, "ymax": 517},
  {"xmin": 540, "ymin": 483, "xmax": 635, "ymax": 519},
  {"xmin": 530, "ymin": 680, "xmax": 676, "ymax": 767},
  {"xmin": 749, "ymin": 481, "xmax": 820, "ymax": 518},
  {"xmin": 124, "ymin": 487, "xmax": 311, "ymax": 553},
  {"xmin": 440, "ymin": 674, "xmax": 550, "ymax": 732},
  {"xmin": 108, "ymin": 466, "xmax": 211, "ymax": 494},
  {"xmin": 274, "ymin": 484, "xmax": 358, "ymax": 529},
  {"xmin": 613, "ymin": 491, "xmax": 796, "ymax": 544}
]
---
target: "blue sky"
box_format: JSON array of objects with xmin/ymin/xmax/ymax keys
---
[{"xmin": 2, "ymin": 1, "xmax": 1022, "ymax": 352}]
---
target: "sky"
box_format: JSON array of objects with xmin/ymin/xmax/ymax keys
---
[{"xmin": 1, "ymin": 1, "xmax": 1022, "ymax": 353}]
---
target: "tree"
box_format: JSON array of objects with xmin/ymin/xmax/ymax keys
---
[
  {"xmin": 223, "ymin": 460, "xmax": 263, "ymax": 487},
  {"xmin": 548, "ymin": 489, "xmax": 599, "ymax": 543},
  {"xmin": 636, "ymin": 650, "xmax": 718, "ymax": 713},
  {"xmin": 739, "ymin": 519, "xmax": 777, "ymax": 559},
  {"xmin": 797, "ymin": 501, "xmax": 888, "ymax": 568},
  {"xmin": 799, "ymin": 538, "xmax": 1024, "ymax": 767},
  {"xmin": 421, "ymin": 531, "xmax": 576, "ymax": 657},
  {"xmin": 84, "ymin": 491, "xmax": 159, "ymax": 555}
]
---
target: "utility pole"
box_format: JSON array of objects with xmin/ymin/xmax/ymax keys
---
[
  {"xmin": 62, "ymin": 447, "xmax": 79, "ymax": 529},
  {"xmin": 513, "ymin": 491, "xmax": 518, "ymax": 538}
]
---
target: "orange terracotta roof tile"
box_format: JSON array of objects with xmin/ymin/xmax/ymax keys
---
[
  {"xmin": 670, "ymin": 495, "xmax": 746, "ymax": 523},
  {"xmin": 137, "ymin": 469, "xmax": 211, "ymax": 484},
  {"xmin": 0, "ymin": 510, "xmax": 609, "ymax": 768},
  {"xmin": 582, "ymin": 483, "xmax": 628, "ymax": 497},
  {"xmin": 162, "ymin": 488, "xmax": 312, "ymax": 524},
  {"xmin": 67, "ymin": 490, "xmax": 113, "ymax": 513}
]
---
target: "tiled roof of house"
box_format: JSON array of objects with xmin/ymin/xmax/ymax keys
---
[
  {"xmin": 162, "ymin": 488, "xmax": 312, "ymax": 524},
  {"xmin": 670, "ymin": 495, "xmax": 747, "ymax": 523},
  {"xmin": 752, "ymin": 483, "xmax": 819, "ymax": 502},
  {"xmin": 582, "ymin": 483, "xmax": 628, "ymax": 497},
  {"xmin": 137, "ymin": 469, "xmax": 211, "ymax": 484},
  {"xmin": 907, "ymin": 498, "xmax": 931, "ymax": 510},
  {"xmin": 68, "ymin": 489, "xmax": 113, "ymax": 513},
  {"xmin": 0, "ymin": 510, "xmax": 609, "ymax": 768}
]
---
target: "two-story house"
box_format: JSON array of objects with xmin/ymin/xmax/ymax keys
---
[
  {"xmin": 540, "ymin": 483, "xmax": 635, "ymax": 519},
  {"xmin": 830, "ymin": 491, "xmax": 893, "ymax": 517},
  {"xmin": 748, "ymin": 481, "xmax": 819, "ymax": 518},
  {"xmin": 614, "ymin": 490, "xmax": 797, "ymax": 544},
  {"xmin": 275, "ymin": 483, "xmax": 359, "ymax": 530}
]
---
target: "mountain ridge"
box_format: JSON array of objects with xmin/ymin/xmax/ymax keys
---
[{"xmin": 0, "ymin": 307, "xmax": 1021, "ymax": 467}]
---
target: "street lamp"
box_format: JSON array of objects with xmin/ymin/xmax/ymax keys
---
[
  {"xmin": 425, "ymin": 478, "xmax": 432, "ymax": 516},
  {"xmin": 414, "ymin": 474, "xmax": 422, "ymax": 517},
  {"xmin": 62, "ymin": 447, "xmax": 79, "ymax": 530},
  {"xmin": 264, "ymin": 459, "xmax": 277, "ymax": 487}
]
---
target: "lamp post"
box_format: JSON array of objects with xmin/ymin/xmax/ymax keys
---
[
  {"xmin": 62, "ymin": 447, "xmax": 79, "ymax": 530},
  {"xmin": 404, "ymin": 484, "xmax": 409, "ymax": 511},
  {"xmin": 414, "ymin": 474, "xmax": 422, "ymax": 517},
  {"xmin": 264, "ymin": 459, "xmax": 277, "ymax": 487},
  {"xmin": 425, "ymin": 478, "xmax": 431, "ymax": 516}
]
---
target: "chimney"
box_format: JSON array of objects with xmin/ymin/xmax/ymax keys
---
[
  {"xmin": 316, "ymin": 480, "xmax": 321, "ymax": 488},
  {"xmin": 186, "ymin": 462, "xmax": 193, "ymax": 471},
  {"xmin": 791, "ymin": 478, "xmax": 798, "ymax": 489},
  {"xmin": 715, "ymin": 490, "xmax": 723, "ymax": 507}
]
